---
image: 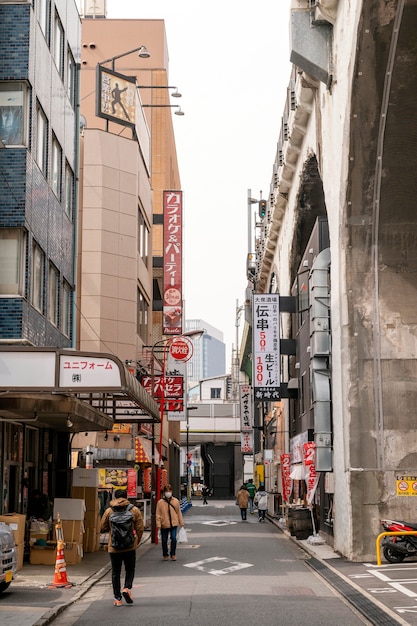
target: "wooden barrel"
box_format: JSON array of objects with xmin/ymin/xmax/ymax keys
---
[
  {"xmin": 286, "ymin": 509, "xmax": 296, "ymax": 536},
  {"xmin": 292, "ymin": 508, "xmax": 313, "ymax": 540}
]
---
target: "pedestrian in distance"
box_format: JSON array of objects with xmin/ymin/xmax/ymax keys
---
[
  {"xmin": 100, "ymin": 489, "xmax": 144, "ymax": 607},
  {"xmin": 156, "ymin": 484, "xmax": 185, "ymax": 561},
  {"xmin": 202, "ymin": 484, "xmax": 210, "ymax": 505},
  {"xmin": 254, "ymin": 483, "xmax": 268, "ymax": 522},
  {"xmin": 245, "ymin": 479, "xmax": 257, "ymax": 514},
  {"xmin": 236, "ymin": 485, "xmax": 250, "ymax": 521}
]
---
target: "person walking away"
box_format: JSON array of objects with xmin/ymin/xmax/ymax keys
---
[
  {"xmin": 245, "ymin": 479, "xmax": 257, "ymax": 514},
  {"xmin": 156, "ymin": 484, "xmax": 185, "ymax": 561},
  {"xmin": 100, "ymin": 489, "xmax": 144, "ymax": 606},
  {"xmin": 236, "ymin": 485, "xmax": 250, "ymax": 521},
  {"xmin": 202, "ymin": 484, "xmax": 209, "ymax": 505},
  {"xmin": 254, "ymin": 484, "xmax": 268, "ymax": 522}
]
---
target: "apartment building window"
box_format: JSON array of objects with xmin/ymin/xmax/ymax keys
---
[
  {"xmin": 0, "ymin": 82, "xmax": 28, "ymax": 146},
  {"xmin": 62, "ymin": 280, "xmax": 71, "ymax": 337},
  {"xmin": 53, "ymin": 10, "xmax": 64, "ymax": 78},
  {"xmin": 210, "ymin": 388, "xmax": 221, "ymax": 399},
  {"xmin": 31, "ymin": 243, "xmax": 45, "ymax": 312},
  {"xmin": 38, "ymin": 0, "xmax": 50, "ymax": 42},
  {"xmin": 48, "ymin": 263, "xmax": 59, "ymax": 326},
  {"xmin": 51, "ymin": 135, "xmax": 62, "ymax": 199},
  {"xmin": 138, "ymin": 207, "xmax": 149, "ymax": 267},
  {"xmin": 67, "ymin": 48, "xmax": 76, "ymax": 107},
  {"xmin": 65, "ymin": 163, "xmax": 74, "ymax": 219},
  {"xmin": 36, "ymin": 103, "xmax": 47, "ymax": 175},
  {"xmin": 137, "ymin": 287, "xmax": 149, "ymax": 342},
  {"xmin": 0, "ymin": 229, "xmax": 26, "ymax": 295}
]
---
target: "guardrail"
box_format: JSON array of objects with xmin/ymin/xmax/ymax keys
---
[
  {"xmin": 180, "ymin": 497, "xmax": 192, "ymax": 514},
  {"xmin": 375, "ymin": 530, "xmax": 417, "ymax": 566}
]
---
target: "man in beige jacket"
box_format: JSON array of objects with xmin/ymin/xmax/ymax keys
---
[{"xmin": 155, "ymin": 483, "xmax": 184, "ymax": 561}]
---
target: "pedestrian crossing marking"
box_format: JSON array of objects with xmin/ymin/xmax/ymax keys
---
[
  {"xmin": 183, "ymin": 556, "xmax": 253, "ymax": 576},
  {"xmin": 203, "ymin": 520, "xmax": 238, "ymax": 526}
]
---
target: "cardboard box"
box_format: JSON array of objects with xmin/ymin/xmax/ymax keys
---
[
  {"xmin": 16, "ymin": 542, "xmax": 24, "ymax": 571},
  {"xmin": 0, "ymin": 513, "xmax": 26, "ymax": 545},
  {"xmin": 30, "ymin": 544, "xmax": 56, "ymax": 566},
  {"xmin": 53, "ymin": 519, "xmax": 84, "ymax": 543},
  {"xmin": 72, "ymin": 468, "xmax": 99, "ymax": 488},
  {"xmin": 53, "ymin": 498, "xmax": 86, "ymax": 521},
  {"xmin": 64, "ymin": 541, "xmax": 83, "ymax": 565},
  {"xmin": 71, "ymin": 486, "xmax": 99, "ymax": 512},
  {"xmin": 83, "ymin": 526, "xmax": 100, "ymax": 553},
  {"xmin": 84, "ymin": 509, "xmax": 100, "ymax": 529}
]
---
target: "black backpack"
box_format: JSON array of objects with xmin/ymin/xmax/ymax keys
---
[{"xmin": 109, "ymin": 503, "xmax": 134, "ymax": 550}]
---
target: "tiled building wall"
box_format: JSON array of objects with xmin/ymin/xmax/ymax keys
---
[{"xmin": 0, "ymin": 0, "xmax": 80, "ymax": 347}]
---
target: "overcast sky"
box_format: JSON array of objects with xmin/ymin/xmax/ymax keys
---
[{"xmin": 83, "ymin": 0, "xmax": 292, "ymax": 367}]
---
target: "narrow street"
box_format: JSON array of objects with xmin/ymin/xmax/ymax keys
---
[{"xmin": 51, "ymin": 500, "xmax": 372, "ymax": 626}]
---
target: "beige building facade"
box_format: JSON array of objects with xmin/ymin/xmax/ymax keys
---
[{"xmin": 73, "ymin": 17, "xmax": 183, "ymax": 496}]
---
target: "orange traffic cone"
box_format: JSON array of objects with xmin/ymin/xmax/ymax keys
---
[{"xmin": 48, "ymin": 539, "xmax": 74, "ymax": 589}]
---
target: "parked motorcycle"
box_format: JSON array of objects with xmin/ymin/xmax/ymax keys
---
[{"xmin": 381, "ymin": 518, "xmax": 417, "ymax": 563}]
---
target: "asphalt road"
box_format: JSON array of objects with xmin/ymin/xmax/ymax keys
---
[{"xmin": 51, "ymin": 501, "xmax": 372, "ymax": 626}]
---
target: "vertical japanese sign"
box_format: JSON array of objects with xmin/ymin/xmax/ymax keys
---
[
  {"xmin": 303, "ymin": 442, "xmax": 320, "ymax": 505},
  {"xmin": 241, "ymin": 431, "xmax": 254, "ymax": 454},
  {"xmin": 163, "ymin": 191, "xmax": 183, "ymax": 335},
  {"xmin": 281, "ymin": 453, "xmax": 292, "ymax": 503},
  {"xmin": 239, "ymin": 384, "xmax": 253, "ymax": 431},
  {"xmin": 252, "ymin": 293, "xmax": 280, "ymax": 400}
]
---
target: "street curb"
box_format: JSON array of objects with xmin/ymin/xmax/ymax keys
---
[
  {"xmin": 268, "ymin": 516, "xmax": 407, "ymax": 626},
  {"xmin": 32, "ymin": 532, "xmax": 152, "ymax": 626}
]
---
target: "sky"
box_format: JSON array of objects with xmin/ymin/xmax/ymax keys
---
[{"xmin": 84, "ymin": 0, "xmax": 292, "ymax": 367}]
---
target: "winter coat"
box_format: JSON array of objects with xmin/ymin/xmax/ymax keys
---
[
  {"xmin": 254, "ymin": 490, "xmax": 268, "ymax": 510},
  {"xmin": 156, "ymin": 496, "xmax": 184, "ymax": 529},
  {"xmin": 100, "ymin": 497, "xmax": 144, "ymax": 553},
  {"xmin": 245, "ymin": 482, "xmax": 257, "ymax": 498},
  {"xmin": 236, "ymin": 488, "xmax": 250, "ymax": 509}
]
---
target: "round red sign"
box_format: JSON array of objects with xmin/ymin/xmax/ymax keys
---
[{"xmin": 169, "ymin": 338, "xmax": 192, "ymax": 361}]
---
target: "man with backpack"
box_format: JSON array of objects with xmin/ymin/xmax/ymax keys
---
[{"xmin": 100, "ymin": 489, "xmax": 144, "ymax": 606}]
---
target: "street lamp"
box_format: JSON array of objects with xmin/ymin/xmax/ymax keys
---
[
  {"xmin": 142, "ymin": 104, "xmax": 185, "ymax": 116},
  {"xmin": 137, "ymin": 85, "xmax": 182, "ymax": 98},
  {"xmin": 99, "ymin": 45, "xmax": 151, "ymax": 70},
  {"xmin": 147, "ymin": 329, "xmax": 204, "ymax": 543}
]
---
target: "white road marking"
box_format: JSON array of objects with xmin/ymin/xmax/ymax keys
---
[{"xmin": 183, "ymin": 556, "xmax": 253, "ymax": 576}]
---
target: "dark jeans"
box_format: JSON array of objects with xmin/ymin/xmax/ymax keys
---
[
  {"xmin": 249, "ymin": 497, "xmax": 254, "ymax": 513},
  {"xmin": 240, "ymin": 507, "xmax": 247, "ymax": 520},
  {"xmin": 258, "ymin": 508, "xmax": 266, "ymax": 520},
  {"xmin": 161, "ymin": 526, "xmax": 178, "ymax": 557},
  {"xmin": 109, "ymin": 550, "xmax": 136, "ymax": 599}
]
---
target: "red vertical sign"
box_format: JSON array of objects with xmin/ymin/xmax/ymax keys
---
[
  {"xmin": 281, "ymin": 453, "xmax": 292, "ymax": 503},
  {"xmin": 303, "ymin": 442, "xmax": 319, "ymax": 505},
  {"xmin": 163, "ymin": 191, "xmax": 183, "ymax": 335}
]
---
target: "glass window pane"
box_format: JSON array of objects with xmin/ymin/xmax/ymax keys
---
[
  {"xmin": 0, "ymin": 82, "xmax": 27, "ymax": 146},
  {"xmin": 65, "ymin": 164, "xmax": 74, "ymax": 218},
  {"xmin": 0, "ymin": 229, "xmax": 25, "ymax": 295},
  {"xmin": 36, "ymin": 104, "xmax": 47, "ymax": 174},
  {"xmin": 52, "ymin": 136, "xmax": 62, "ymax": 198},
  {"xmin": 31, "ymin": 243, "xmax": 44, "ymax": 311},
  {"xmin": 48, "ymin": 264, "xmax": 59, "ymax": 326}
]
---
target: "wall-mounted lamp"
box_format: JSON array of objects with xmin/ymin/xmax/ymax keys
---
[
  {"xmin": 66, "ymin": 415, "xmax": 73, "ymax": 428},
  {"xmin": 142, "ymin": 104, "xmax": 185, "ymax": 116},
  {"xmin": 99, "ymin": 45, "xmax": 151, "ymax": 70},
  {"xmin": 104, "ymin": 431, "xmax": 108, "ymax": 441},
  {"xmin": 137, "ymin": 85, "xmax": 182, "ymax": 98},
  {"xmin": 114, "ymin": 435, "xmax": 120, "ymax": 442}
]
